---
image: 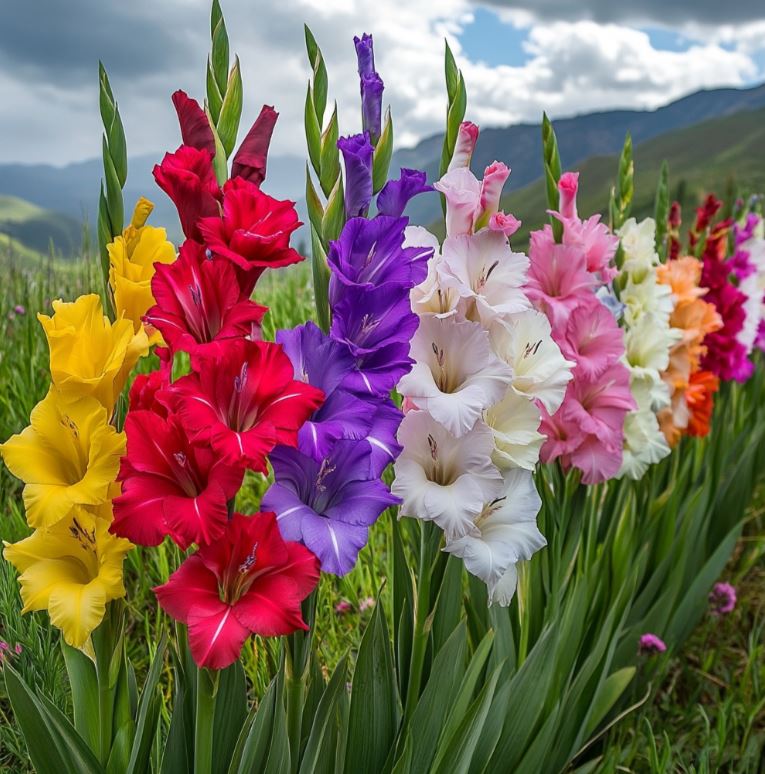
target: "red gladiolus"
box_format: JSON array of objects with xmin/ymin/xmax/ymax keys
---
[
  {"xmin": 145, "ymin": 240, "xmax": 267, "ymax": 357},
  {"xmin": 128, "ymin": 346, "xmax": 172, "ymax": 416},
  {"xmin": 198, "ymin": 177, "xmax": 303, "ymax": 293},
  {"xmin": 172, "ymin": 90, "xmax": 216, "ymax": 155},
  {"xmin": 231, "ymin": 105, "xmax": 278, "ymax": 185},
  {"xmin": 164, "ymin": 339, "xmax": 324, "ymax": 472},
  {"xmin": 153, "ymin": 146, "xmax": 222, "ymax": 240},
  {"xmin": 154, "ymin": 511, "xmax": 319, "ymax": 669},
  {"xmin": 112, "ymin": 411, "xmax": 243, "ymax": 549}
]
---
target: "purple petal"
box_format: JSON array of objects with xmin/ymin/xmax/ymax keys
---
[
  {"xmin": 361, "ymin": 73, "xmax": 384, "ymax": 145},
  {"xmin": 338, "ymin": 133, "xmax": 374, "ymax": 219},
  {"xmin": 299, "ymin": 512, "xmax": 369, "ymax": 575},
  {"xmin": 376, "ymin": 168, "xmax": 433, "ymax": 218}
]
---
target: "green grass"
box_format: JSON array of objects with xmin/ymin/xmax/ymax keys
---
[
  {"xmin": 0, "ymin": 194, "xmax": 85, "ymax": 258},
  {"xmin": 0, "ymin": 245, "xmax": 763, "ymax": 772}
]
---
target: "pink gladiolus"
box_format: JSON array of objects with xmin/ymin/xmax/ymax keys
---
[
  {"xmin": 560, "ymin": 297, "xmax": 626, "ymax": 380},
  {"xmin": 558, "ymin": 172, "xmax": 579, "ymax": 219},
  {"xmin": 489, "ymin": 212, "xmax": 521, "ymax": 237},
  {"xmin": 478, "ymin": 162, "xmax": 511, "ymax": 224},
  {"xmin": 447, "ymin": 121, "xmax": 479, "ymax": 171},
  {"xmin": 433, "ymin": 167, "xmax": 481, "ymax": 237}
]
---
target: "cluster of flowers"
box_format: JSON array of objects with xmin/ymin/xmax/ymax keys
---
[
  {"xmin": 614, "ymin": 217, "xmax": 678, "ymax": 478},
  {"xmin": 0, "ymin": 278, "xmax": 153, "ymax": 647},
  {"xmin": 111, "ymin": 91, "xmax": 326, "ymax": 669},
  {"xmin": 261, "ymin": 33, "xmax": 434, "ymax": 577},
  {"xmin": 393, "ymin": 122, "xmax": 572, "ymax": 604},
  {"xmin": 526, "ymin": 172, "xmax": 636, "ymax": 483}
]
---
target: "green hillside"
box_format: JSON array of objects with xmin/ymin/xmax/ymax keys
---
[
  {"xmin": 499, "ymin": 106, "xmax": 765, "ymax": 248},
  {"xmin": 0, "ymin": 194, "xmax": 84, "ymax": 257}
]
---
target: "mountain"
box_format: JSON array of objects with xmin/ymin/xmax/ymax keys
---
[
  {"xmin": 496, "ymin": 105, "xmax": 765, "ymax": 250},
  {"xmin": 394, "ymin": 82, "xmax": 765, "ymax": 227},
  {"xmin": 1, "ymin": 82, "xmax": 764, "ymax": 257},
  {"xmin": 0, "ymin": 152, "xmax": 305, "ymax": 254},
  {"xmin": 0, "ymin": 195, "xmax": 83, "ymax": 255}
]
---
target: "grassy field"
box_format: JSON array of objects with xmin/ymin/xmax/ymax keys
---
[{"xmin": 0, "ymin": 248, "xmax": 763, "ymax": 772}]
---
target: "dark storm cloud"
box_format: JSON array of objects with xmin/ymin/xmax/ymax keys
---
[
  {"xmin": 0, "ymin": 0, "xmax": 196, "ymax": 85},
  {"xmin": 478, "ymin": 0, "xmax": 765, "ymax": 26}
]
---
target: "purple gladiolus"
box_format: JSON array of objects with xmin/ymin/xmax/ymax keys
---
[
  {"xmin": 377, "ymin": 168, "xmax": 433, "ymax": 218},
  {"xmin": 331, "ymin": 281, "xmax": 420, "ymax": 355},
  {"xmin": 354, "ymin": 33, "xmax": 375, "ymax": 77},
  {"xmin": 361, "ymin": 73, "xmax": 384, "ymax": 144},
  {"xmin": 338, "ymin": 133, "xmax": 374, "ymax": 219},
  {"xmin": 327, "ymin": 215, "xmax": 431, "ymax": 305},
  {"xmin": 263, "ymin": 440, "xmax": 399, "ymax": 575}
]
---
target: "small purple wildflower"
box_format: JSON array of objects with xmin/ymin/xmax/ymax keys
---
[
  {"xmin": 13, "ymin": 304, "xmax": 26, "ymax": 315},
  {"xmin": 709, "ymin": 582, "xmax": 737, "ymax": 616},
  {"xmin": 638, "ymin": 633, "xmax": 666, "ymax": 655},
  {"xmin": 335, "ymin": 600, "xmax": 353, "ymax": 616}
]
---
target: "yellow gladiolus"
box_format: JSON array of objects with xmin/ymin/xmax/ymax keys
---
[
  {"xmin": 108, "ymin": 197, "xmax": 175, "ymax": 344},
  {"xmin": 38, "ymin": 293, "xmax": 148, "ymax": 412},
  {"xmin": 0, "ymin": 389, "xmax": 125, "ymax": 529},
  {"xmin": 3, "ymin": 504, "xmax": 133, "ymax": 648}
]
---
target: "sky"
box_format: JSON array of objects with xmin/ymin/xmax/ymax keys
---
[{"xmin": 1, "ymin": 0, "xmax": 764, "ymax": 167}]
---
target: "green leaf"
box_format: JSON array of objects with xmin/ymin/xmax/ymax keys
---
[
  {"xmin": 4, "ymin": 665, "xmax": 101, "ymax": 774},
  {"xmin": 405, "ymin": 622, "xmax": 468, "ymax": 773},
  {"xmin": 62, "ymin": 641, "xmax": 100, "ymax": 754},
  {"xmin": 319, "ymin": 103, "xmax": 340, "ymax": 198},
  {"xmin": 234, "ymin": 676, "xmax": 278, "ymax": 774},
  {"xmin": 304, "ymin": 84, "xmax": 322, "ymax": 177},
  {"xmin": 430, "ymin": 663, "xmax": 504, "ymax": 774},
  {"xmin": 444, "ymin": 41, "xmax": 460, "ymax": 102},
  {"xmin": 211, "ymin": 661, "xmax": 248, "ymax": 774},
  {"xmin": 654, "ymin": 160, "xmax": 670, "ymax": 260},
  {"xmin": 372, "ymin": 108, "xmax": 394, "ymax": 194},
  {"xmin": 102, "ymin": 135, "xmax": 124, "ymax": 237},
  {"xmin": 207, "ymin": 58, "xmax": 224, "ymax": 125},
  {"xmin": 210, "ymin": 0, "xmax": 229, "ymax": 96},
  {"xmin": 217, "ymin": 57, "xmax": 243, "ymax": 157},
  {"xmin": 107, "ymin": 105, "xmax": 128, "ymax": 188},
  {"xmin": 584, "ymin": 667, "xmax": 635, "ymax": 739},
  {"xmin": 126, "ymin": 637, "xmax": 166, "ymax": 774},
  {"xmin": 431, "ymin": 555, "xmax": 464, "ymax": 655},
  {"xmin": 343, "ymin": 602, "xmax": 401, "ymax": 774},
  {"xmin": 264, "ymin": 688, "xmax": 291, "ymax": 774},
  {"xmin": 299, "ymin": 656, "xmax": 347, "ymax": 774},
  {"xmin": 310, "ymin": 225, "xmax": 331, "ymax": 332},
  {"xmin": 206, "ymin": 109, "xmax": 229, "ymax": 186},
  {"xmin": 305, "ymin": 166, "xmax": 324, "ymax": 238},
  {"xmin": 321, "ymin": 176, "xmax": 345, "ymax": 244}
]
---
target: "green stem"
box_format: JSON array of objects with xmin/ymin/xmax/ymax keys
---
[
  {"xmin": 285, "ymin": 648, "xmax": 304, "ymax": 772},
  {"xmin": 403, "ymin": 522, "xmax": 432, "ymax": 723},
  {"xmin": 97, "ymin": 668, "xmax": 113, "ymax": 765},
  {"xmin": 195, "ymin": 668, "xmax": 219, "ymax": 774}
]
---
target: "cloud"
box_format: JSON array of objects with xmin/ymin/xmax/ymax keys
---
[
  {"xmin": 479, "ymin": 0, "xmax": 765, "ymax": 27},
  {"xmin": 0, "ymin": 0, "xmax": 762, "ymax": 169}
]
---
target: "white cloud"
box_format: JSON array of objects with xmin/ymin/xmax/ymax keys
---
[{"xmin": 0, "ymin": 1, "xmax": 762, "ymax": 168}]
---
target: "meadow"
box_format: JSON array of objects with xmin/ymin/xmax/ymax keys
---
[{"xmin": 0, "ymin": 239, "xmax": 763, "ymax": 773}]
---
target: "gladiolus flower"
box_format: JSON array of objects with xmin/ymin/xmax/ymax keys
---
[
  {"xmin": 447, "ymin": 121, "xmax": 479, "ymax": 172},
  {"xmin": 155, "ymin": 512, "xmax": 319, "ymax": 670},
  {"xmin": 231, "ymin": 105, "xmax": 278, "ymax": 185},
  {"xmin": 433, "ymin": 167, "xmax": 481, "ymax": 237},
  {"xmin": 489, "ymin": 212, "xmax": 521, "ymax": 237},
  {"xmin": 338, "ymin": 133, "xmax": 374, "ymax": 219},
  {"xmin": 198, "ymin": 177, "xmax": 303, "ymax": 293},
  {"xmin": 112, "ymin": 411, "xmax": 243, "ymax": 549},
  {"xmin": 619, "ymin": 409, "xmax": 670, "ymax": 480},
  {"xmin": 392, "ymin": 411, "xmax": 502, "ymax": 541},
  {"xmin": 3, "ymin": 504, "xmax": 132, "ymax": 648},
  {"xmin": 475, "ymin": 162, "xmax": 510, "ymax": 227},
  {"xmin": 108, "ymin": 198, "xmax": 176, "ymax": 343},
  {"xmin": 558, "ymin": 172, "xmax": 579, "ymax": 219},
  {"xmin": 560, "ymin": 298, "xmax": 627, "ymax": 380},
  {"xmin": 327, "ymin": 216, "xmax": 431, "ymax": 305},
  {"xmin": 1, "ymin": 390, "xmax": 124, "ymax": 529},
  {"xmin": 398, "ymin": 316, "xmax": 513, "ymax": 437},
  {"xmin": 489, "ymin": 309, "xmax": 574, "ymax": 414},
  {"xmin": 172, "ymin": 91, "xmax": 215, "ymax": 154},
  {"xmin": 166, "ymin": 339, "xmax": 324, "ymax": 472},
  {"xmin": 153, "ymin": 145, "xmax": 221, "ymax": 241},
  {"xmin": 685, "ymin": 370, "xmax": 719, "ymax": 437},
  {"xmin": 263, "ymin": 440, "xmax": 398, "ymax": 576},
  {"xmin": 376, "ymin": 168, "xmax": 433, "ymax": 219},
  {"xmin": 484, "ymin": 389, "xmax": 544, "ymax": 471},
  {"xmin": 439, "ymin": 229, "xmax": 530, "ymax": 327},
  {"xmin": 38, "ymin": 294, "xmax": 148, "ymax": 413},
  {"xmin": 145, "ymin": 240, "xmax": 267, "ymax": 358},
  {"xmin": 444, "ymin": 469, "xmax": 544, "ymax": 605}
]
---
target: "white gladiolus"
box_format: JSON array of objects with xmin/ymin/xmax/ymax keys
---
[
  {"xmin": 444, "ymin": 469, "xmax": 545, "ymax": 606},
  {"xmin": 398, "ymin": 316, "xmax": 513, "ymax": 437},
  {"xmin": 392, "ymin": 411, "xmax": 503, "ymax": 541}
]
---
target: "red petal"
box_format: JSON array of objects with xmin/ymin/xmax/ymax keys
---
[
  {"xmin": 233, "ymin": 574, "xmax": 308, "ymax": 637},
  {"xmin": 154, "ymin": 554, "xmax": 220, "ymax": 622},
  {"xmin": 188, "ymin": 600, "xmax": 251, "ymax": 669},
  {"xmin": 231, "ymin": 105, "xmax": 278, "ymax": 185},
  {"xmin": 172, "ymin": 90, "xmax": 216, "ymax": 155}
]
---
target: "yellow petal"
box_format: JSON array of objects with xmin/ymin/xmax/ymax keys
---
[
  {"xmin": 130, "ymin": 197, "xmax": 154, "ymax": 229},
  {"xmin": 48, "ymin": 582, "xmax": 108, "ymax": 648}
]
